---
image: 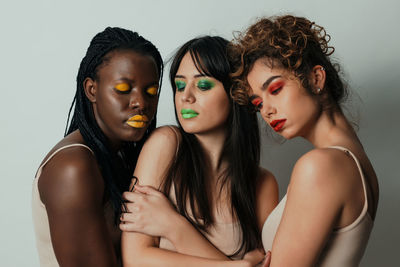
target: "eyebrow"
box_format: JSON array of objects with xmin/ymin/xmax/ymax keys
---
[
  {"xmin": 261, "ymin": 75, "xmax": 282, "ymax": 91},
  {"xmin": 175, "ymin": 74, "xmax": 208, "ymax": 79}
]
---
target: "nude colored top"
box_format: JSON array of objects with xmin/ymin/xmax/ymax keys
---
[
  {"xmin": 158, "ymin": 184, "xmax": 243, "ymax": 258},
  {"xmin": 32, "ymin": 144, "xmax": 93, "ymax": 267},
  {"xmin": 158, "ymin": 126, "xmax": 244, "ymax": 258},
  {"xmin": 261, "ymin": 146, "xmax": 374, "ymax": 267}
]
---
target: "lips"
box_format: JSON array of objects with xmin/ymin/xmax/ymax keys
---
[
  {"xmin": 181, "ymin": 109, "xmax": 199, "ymax": 119},
  {"xmin": 126, "ymin": 114, "xmax": 149, "ymax": 128},
  {"xmin": 270, "ymin": 119, "xmax": 286, "ymax": 132}
]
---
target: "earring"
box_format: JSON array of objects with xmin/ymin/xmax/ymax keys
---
[
  {"xmin": 320, "ymin": 67, "xmax": 325, "ymax": 71},
  {"xmin": 316, "ymin": 88, "xmax": 322, "ymax": 94}
]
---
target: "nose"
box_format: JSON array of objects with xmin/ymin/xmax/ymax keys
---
[
  {"xmin": 260, "ymin": 100, "xmax": 276, "ymax": 119},
  {"xmin": 129, "ymin": 88, "xmax": 147, "ymax": 111},
  {"xmin": 180, "ymin": 85, "xmax": 195, "ymax": 104}
]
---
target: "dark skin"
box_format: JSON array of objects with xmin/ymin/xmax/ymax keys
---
[{"xmin": 38, "ymin": 50, "xmax": 159, "ymax": 266}]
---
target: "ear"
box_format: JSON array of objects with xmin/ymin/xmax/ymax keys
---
[
  {"xmin": 83, "ymin": 77, "xmax": 97, "ymax": 103},
  {"xmin": 310, "ymin": 65, "xmax": 326, "ymax": 94}
]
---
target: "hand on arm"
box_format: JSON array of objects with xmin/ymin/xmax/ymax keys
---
[
  {"xmin": 121, "ymin": 127, "xmax": 246, "ymax": 266},
  {"xmin": 39, "ymin": 147, "xmax": 117, "ymax": 267}
]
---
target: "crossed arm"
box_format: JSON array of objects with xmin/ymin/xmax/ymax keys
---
[{"xmin": 120, "ymin": 126, "xmax": 278, "ymax": 267}]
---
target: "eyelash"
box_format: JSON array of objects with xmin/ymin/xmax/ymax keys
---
[
  {"xmin": 174, "ymin": 79, "xmax": 215, "ymax": 92},
  {"xmin": 114, "ymin": 83, "xmax": 158, "ymax": 97},
  {"xmin": 175, "ymin": 80, "xmax": 186, "ymax": 92},
  {"xmin": 251, "ymin": 98, "xmax": 263, "ymax": 112},
  {"xmin": 268, "ymin": 82, "xmax": 283, "ymax": 95}
]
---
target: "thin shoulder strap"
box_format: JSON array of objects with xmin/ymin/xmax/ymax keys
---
[
  {"xmin": 328, "ymin": 146, "xmax": 369, "ymax": 212},
  {"xmin": 35, "ymin": 144, "xmax": 93, "ymax": 178}
]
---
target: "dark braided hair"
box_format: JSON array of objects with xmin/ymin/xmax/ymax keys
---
[{"xmin": 65, "ymin": 27, "xmax": 163, "ymax": 223}]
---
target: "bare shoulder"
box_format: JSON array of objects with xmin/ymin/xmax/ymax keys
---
[
  {"xmin": 144, "ymin": 125, "xmax": 181, "ymax": 150},
  {"xmin": 256, "ymin": 167, "xmax": 279, "ymax": 229},
  {"xmin": 290, "ymin": 148, "xmax": 359, "ymax": 200},
  {"xmin": 134, "ymin": 126, "xmax": 181, "ymax": 188},
  {"xmin": 38, "ymin": 145, "xmax": 104, "ymax": 209}
]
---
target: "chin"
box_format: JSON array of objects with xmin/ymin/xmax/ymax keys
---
[{"xmin": 123, "ymin": 127, "xmax": 148, "ymax": 142}]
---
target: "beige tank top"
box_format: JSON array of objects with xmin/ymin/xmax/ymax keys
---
[
  {"xmin": 32, "ymin": 144, "xmax": 93, "ymax": 267},
  {"xmin": 158, "ymin": 184, "xmax": 243, "ymax": 258},
  {"xmin": 158, "ymin": 126, "xmax": 243, "ymax": 258},
  {"xmin": 261, "ymin": 146, "xmax": 374, "ymax": 267}
]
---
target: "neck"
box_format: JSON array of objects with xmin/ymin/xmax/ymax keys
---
[
  {"xmin": 302, "ymin": 108, "xmax": 359, "ymax": 148},
  {"xmin": 194, "ymin": 126, "xmax": 227, "ymax": 173}
]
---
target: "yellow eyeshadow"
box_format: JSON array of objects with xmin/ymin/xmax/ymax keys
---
[
  {"xmin": 115, "ymin": 83, "xmax": 130, "ymax": 92},
  {"xmin": 146, "ymin": 86, "xmax": 158, "ymax": 96}
]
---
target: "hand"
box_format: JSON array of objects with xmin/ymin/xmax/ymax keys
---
[
  {"xmin": 242, "ymin": 248, "xmax": 266, "ymax": 267},
  {"xmin": 119, "ymin": 184, "xmax": 180, "ymax": 238},
  {"xmin": 260, "ymin": 251, "xmax": 271, "ymax": 267}
]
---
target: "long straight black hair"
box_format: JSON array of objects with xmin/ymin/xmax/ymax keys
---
[
  {"xmin": 65, "ymin": 27, "xmax": 163, "ymax": 223},
  {"xmin": 162, "ymin": 36, "xmax": 261, "ymax": 256}
]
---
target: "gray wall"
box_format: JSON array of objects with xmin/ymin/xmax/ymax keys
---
[{"xmin": 0, "ymin": 0, "xmax": 398, "ymax": 266}]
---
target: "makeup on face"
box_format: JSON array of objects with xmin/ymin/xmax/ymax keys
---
[
  {"xmin": 126, "ymin": 114, "xmax": 149, "ymax": 128},
  {"xmin": 180, "ymin": 108, "xmax": 199, "ymax": 119},
  {"xmin": 174, "ymin": 77, "xmax": 216, "ymax": 92},
  {"xmin": 270, "ymin": 119, "xmax": 286, "ymax": 132},
  {"xmin": 250, "ymin": 95, "xmax": 263, "ymax": 112},
  {"xmin": 267, "ymin": 80, "xmax": 284, "ymax": 95},
  {"xmin": 146, "ymin": 85, "xmax": 158, "ymax": 96},
  {"xmin": 114, "ymin": 82, "xmax": 131, "ymax": 92}
]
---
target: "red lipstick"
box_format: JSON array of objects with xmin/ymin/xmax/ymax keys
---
[{"xmin": 270, "ymin": 119, "xmax": 286, "ymax": 131}]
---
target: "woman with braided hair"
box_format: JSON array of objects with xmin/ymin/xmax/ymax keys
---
[
  {"xmin": 32, "ymin": 27, "xmax": 163, "ymax": 266},
  {"xmin": 229, "ymin": 15, "xmax": 379, "ymax": 266}
]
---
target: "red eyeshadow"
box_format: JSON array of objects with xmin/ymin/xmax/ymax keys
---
[{"xmin": 268, "ymin": 80, "xmax": 284, "ymax": 93}]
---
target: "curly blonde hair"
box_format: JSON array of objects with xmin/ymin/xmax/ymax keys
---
[{"xmin": 229, "ymin": 15, "xmax": 346, "ymax": 109}]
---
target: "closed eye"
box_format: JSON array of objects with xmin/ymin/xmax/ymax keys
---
[
  {"xmin": 114, "ymin": 83, "xmax": 131, "ymax": 93},
  {"xmin": 250, "ymin": 96, "xmax": 263, "ymax": 112},
  {"xmin": 175, "ymin": 80, "xmax": 186, "ymax": 92}
]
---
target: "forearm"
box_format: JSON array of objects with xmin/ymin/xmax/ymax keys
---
[
  {"xmin": 166, "ymin": 215, "xmax": 229, "ymax": 260},
  {"xmin": 123, "ymin": 246, "xmax": 247, "ymax": 267}
]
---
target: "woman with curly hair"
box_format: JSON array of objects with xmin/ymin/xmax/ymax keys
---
[{"xmin": 229, "ymin": 15, "xmax": 379, "ymax": 266}]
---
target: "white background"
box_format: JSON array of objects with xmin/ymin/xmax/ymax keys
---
[{"xmin": 0, "ymin": 0, "xmax": 398, "ymax": 266}]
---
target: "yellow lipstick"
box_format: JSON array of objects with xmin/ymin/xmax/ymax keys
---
[{"xmin": 126, "ymin": 114, "xmax": 149, "ymax": 128}]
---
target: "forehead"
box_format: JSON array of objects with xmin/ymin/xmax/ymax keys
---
[
  {"xmin": 176, "ymin": 52, "xmax": 202, "ymax": 76},
  {"xmin": 97, "ymin": 50, "xmax": 159, "ymax": 81},
  {"xmin": 247, "ymin": 58, "xmax": 290, "ymax": 95}
]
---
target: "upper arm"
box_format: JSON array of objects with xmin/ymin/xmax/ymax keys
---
[
  {"xmin": 39, "ymin": 147, "xmax": 117, "ymax": 267},
  {"xmin": 255, "ymin": 168, "xmax": 279, "ymax": 230},
  {"xmin": 122, "ymin": 126, "xmax": 180, "ymax": 263},
  {"xmin": 270, "ymin": 150, "xmax": 346, "ymax": 267}
]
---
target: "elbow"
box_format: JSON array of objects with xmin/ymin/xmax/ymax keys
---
[{"xmin": 122, "ymin": 247, "xmax": 152, "ymax": 267}]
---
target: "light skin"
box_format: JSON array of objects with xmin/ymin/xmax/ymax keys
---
[
  {"xmin": 120, "ymin": 53, "xmax": 278, "ymax": 267},
  {"xmin": 38, "ymin": 50, "xmax": 159, "ymax": 266},
  {"xmin": 246, "ymin": 58, "xmax": 379, "ymax": 266}
]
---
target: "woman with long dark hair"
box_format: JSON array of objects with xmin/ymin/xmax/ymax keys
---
[
  {"xmin": 229, "ymin": 15, "xmax": 379, "ymax": 266},
  {"xmin": 120, "ymin": 36, "xmax": 278, "ymax": 266},
  {"xmin": 32, "ymin": 27, "xmax": 163, "ymax": 266}
]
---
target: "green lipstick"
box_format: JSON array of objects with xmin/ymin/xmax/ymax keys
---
[{"xmin": 181, "ymin": 108, "xmax": 199, "ymax": 119}]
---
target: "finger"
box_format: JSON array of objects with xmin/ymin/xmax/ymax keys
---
[
  {"xmin": 120, "ymin": 211, "xmax": 136, "ymax": 223},
  {"xmin": 134, "ymin": 184, "xmax": 163, "ymax": 197},
  {"xmin": 123, "ymin": 201, "xmax": 139, "ymax": 213},
  {"xmin": 119, "ymin": 222, "xmax": 138, "ymax": 232},
  {"xmin": 262, "ymin": 251, "xmax": 271, "ymax": 267},
  {"xmin": 122, "ymin": 190, "xmax": 146, "ymax": 202}
]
